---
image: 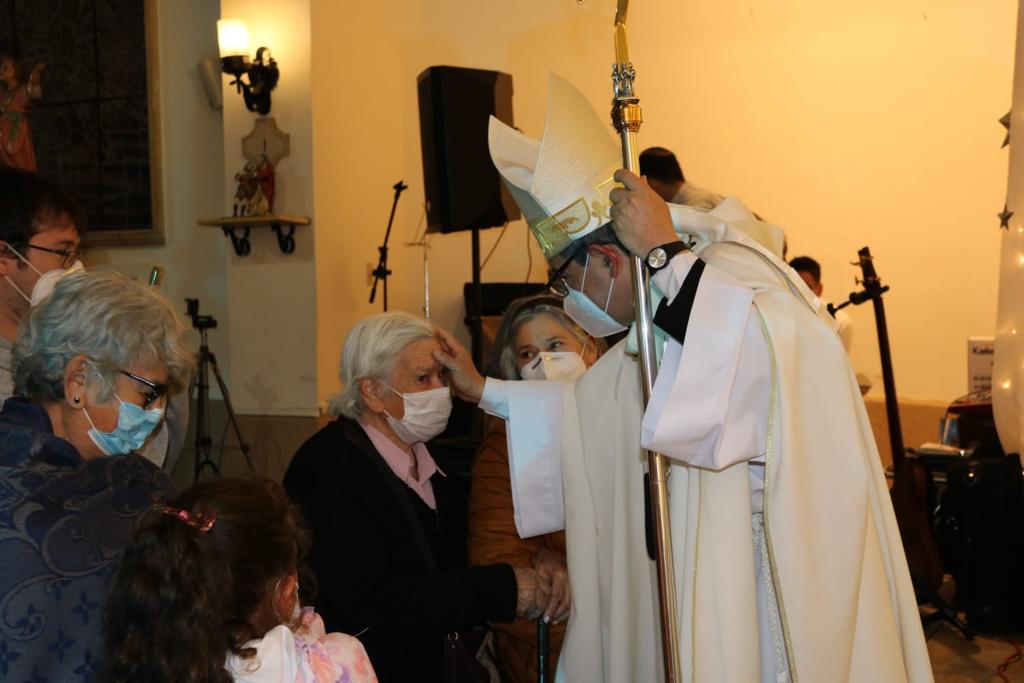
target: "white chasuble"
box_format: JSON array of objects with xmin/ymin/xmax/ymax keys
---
[{"xmin": 485, "ymin": 199, "xmax": 932, "ymax": 682}]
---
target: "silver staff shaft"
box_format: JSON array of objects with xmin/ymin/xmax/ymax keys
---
[{"xmin": 611, "ymin": 1, "xmax": 682, "ymax": 681}]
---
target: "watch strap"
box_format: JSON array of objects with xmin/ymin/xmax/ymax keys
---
[{"xmin": 647, "ymin": 241, "xmax": 689, "ymax": 271}]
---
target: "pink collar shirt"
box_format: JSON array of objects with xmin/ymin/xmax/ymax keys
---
[{"xmin": 359, "ymin": 421, "xmax": 445, "ymax": 510}]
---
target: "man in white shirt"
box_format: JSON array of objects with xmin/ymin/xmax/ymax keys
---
[
  {"xmin": 790, "ymin": 255, "xmax": 854, "ymax": 353},
  {"xmin": 435, "ymin": 74, "xmax": 931, "ymax": 682},
  {"xmin": 639, "ymin": 146, "xmax": 724, "ymax": 210}
]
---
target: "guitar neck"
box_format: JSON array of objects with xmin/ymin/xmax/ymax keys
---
[
  {"xmin": 869, "ymin": 295, "xmax": 906, "ymax": 468},
  {"xmin": 858, "ymin": 247, "xmax": 906, "ymax": 468}
]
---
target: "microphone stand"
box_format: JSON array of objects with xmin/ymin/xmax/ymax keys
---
[{"xmin": 370, "ymin": 180, "xmax": 408, "ymax": 311}]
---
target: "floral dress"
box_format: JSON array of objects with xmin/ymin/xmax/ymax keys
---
[{"xmin": 226, "ymin": 608, "xmax": 377, "ymax": 683}]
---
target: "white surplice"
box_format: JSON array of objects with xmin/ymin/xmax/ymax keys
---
[{"xmin": 480, "ymin": 198, "xmax": 932, "ymax": 682}]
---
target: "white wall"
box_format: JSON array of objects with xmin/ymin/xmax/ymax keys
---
[
  {"xmin": 310, "ymin": 0, "xmax": 1015, "ymax": 404},
  {"xmin": 221, "ymin": 0, "xmax": 318, "ymax": 416},
  {"xmin": 88, "ymin": 0, "xmax": 228, "ymax": 377}
]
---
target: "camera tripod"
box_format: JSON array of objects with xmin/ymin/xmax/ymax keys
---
[{"xmin": 187, "ymin": 299, "xmax": 253, "ymax": 480}]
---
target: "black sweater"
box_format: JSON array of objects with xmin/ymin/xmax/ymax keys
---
[{"xmin": 283, "ymin": 417, "xmax": 517, "ymax": 682}]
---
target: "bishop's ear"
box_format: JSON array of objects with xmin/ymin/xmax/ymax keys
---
[{"xmin": 589, "ymin": 244, "xmax": 623, "ymax": 278}]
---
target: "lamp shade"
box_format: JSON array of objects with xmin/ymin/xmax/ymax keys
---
[{"xmin": 217, "ymin": 19, "xmax": 250, "ymax": 59}]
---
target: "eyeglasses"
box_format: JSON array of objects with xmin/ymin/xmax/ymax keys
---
[
  {"xmin": 544, "ymin": 242, "xmax": 586, "ymax": 299},
  {"xmin": 119, "ymin": 370, "xmax": 170, "ymax": 409},
  {"xmin": 22, "ymin": 243, "xmax": 84, "ymax": 269}
]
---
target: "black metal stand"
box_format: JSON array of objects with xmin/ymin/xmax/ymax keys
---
[
  {"xmin": 469, "ymin": 227, "xmax": 483, "ymax": 367},
  {"xmin": 836, "ymin": 247, "xmax": 974, "ymax": 641},
  {"xmin": 370, "ymin": 180, "xmax": 408, "ymax": 311},
  {"xmin": 190, "ymin": 321, "xmax": 253, "ymax": 481}
]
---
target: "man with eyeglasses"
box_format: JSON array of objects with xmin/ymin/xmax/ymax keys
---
[
  {"xmin": 0, "ymin": 168, "xmax": 188, "ymax": 472},
  {"xmin": 433, "ymin": 75, "xmax": 931, "ymax": 683},
  {"xmin": 0, "ymin": 167, "xmax": 84, "ymax": 398}
]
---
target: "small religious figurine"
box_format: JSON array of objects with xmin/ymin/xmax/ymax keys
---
[
  {"xmin": 233, "ymin": 160, "xmax": 258, "ymax": 217},
  {"xmin": 232, "ymin": 155, "xmax": 275, "ymax": 216},
  {"xmin": 0, "ymin": 57, "xmax": 44, "ymax": 171},
  {"xmin": 252, "ymin": 155, "xmax": 275, "ymax": 213}
]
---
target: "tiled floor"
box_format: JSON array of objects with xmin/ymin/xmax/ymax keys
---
[{"xmin": 928, "ymin": 622, "xmax": 1023, "ymax": 682}]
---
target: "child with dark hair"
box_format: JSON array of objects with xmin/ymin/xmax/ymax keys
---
[{"xmin": 103, "ymin": 478, "xmax": 376, "ymax": 683}]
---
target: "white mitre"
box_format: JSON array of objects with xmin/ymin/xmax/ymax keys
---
[
  {"xmin": 489, "ymin": 72, "xmax": 786, "ymax": 259},
  {"xmin": 488, "ymin": 73, "xmax": 621, "ymax": 258}
]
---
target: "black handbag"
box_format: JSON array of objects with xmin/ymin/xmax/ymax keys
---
[{"xmin": 444, "ymin": 626, "xmax": 503, "ymax": 683}]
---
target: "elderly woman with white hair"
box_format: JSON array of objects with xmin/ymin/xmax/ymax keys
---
[
  {"xmin": 0, "ymin": 270, "xmax": 192, "ymax": 683},
  {"xmin": 284, "ymin": 311, "xmax": 545, "ymax": 683}
]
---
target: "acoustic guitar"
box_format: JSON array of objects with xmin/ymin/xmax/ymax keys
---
[{"xmin": 842, "ymin": 247, "xmax": 970, "ymax": 637}]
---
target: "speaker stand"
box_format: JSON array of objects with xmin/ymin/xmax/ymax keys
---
[{"xmin": 469, "ymin": 227, "xmax": 483, "ymax": 367}]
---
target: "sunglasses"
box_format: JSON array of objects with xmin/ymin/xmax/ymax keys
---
[{"xmin": 119, "ymin": 370, "xmax": 170, "ymax": 409}]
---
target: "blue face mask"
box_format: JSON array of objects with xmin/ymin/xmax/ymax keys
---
[{"xmin": 83, "ymin": 394, "xmax": 164, "ymax": 455}]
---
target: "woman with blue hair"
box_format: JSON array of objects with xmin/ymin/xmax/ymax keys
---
[{"xmin": 0, "ymin": 269, "xmax": 192, "ymax": 682}]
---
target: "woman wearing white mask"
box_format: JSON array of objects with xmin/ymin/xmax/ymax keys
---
[
  {"xmin": 467, "ymin": 295, "xmax": 604, "ymax": 683},
  {"xmin": 0, "ymin": 270, "xmax": 192, "ymax": 682},
  {"xmin": 284, "ymin": 311, "xmax": 548, "ymax": 683}
]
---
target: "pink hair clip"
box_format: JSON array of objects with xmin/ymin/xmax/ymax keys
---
[{"xmin": 153, "ymin": 503, "xmax": 217, "ymax": 532}]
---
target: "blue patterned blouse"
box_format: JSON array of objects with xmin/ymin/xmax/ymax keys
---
[{"xmin": 0, "ymin": 398, "xmax": 174, "ymax": 682}]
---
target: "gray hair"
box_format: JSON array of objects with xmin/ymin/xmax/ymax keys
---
[
  {"xmin": 13, "ymin": 270, "xmax": 194, "ymax": 403},
  {"xmin": 327, "ymin": 311, "xmax": 436, "ymax": 419},
  {"xmin": 493, "ymin": 295, "xmax": 604, "ymax": 380}
]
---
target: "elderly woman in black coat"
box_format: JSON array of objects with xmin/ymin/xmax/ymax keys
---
[{"xmin": 284, "ymin": 311, "xmax": 546, "ymax": 683}]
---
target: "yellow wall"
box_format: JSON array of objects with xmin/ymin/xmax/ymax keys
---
[{"xmin": 309, "ymin": 0, "xmax": 1015, "ymax": 406}]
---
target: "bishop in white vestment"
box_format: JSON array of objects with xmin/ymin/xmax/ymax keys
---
[{"xmin": 437, "ymin": 74, "xmax": 932, "ymax": 683}]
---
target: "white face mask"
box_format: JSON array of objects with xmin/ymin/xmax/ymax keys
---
[
  {"xmin": 562, "ymin": 252, "xmax": 628, "ymax": 338},
  {"xmin": 4, "ymin": 245, "xmax": 84, "ymax": 307},
  {"xmin": 519, "ymin": 351, "xmax": 588, "ymax": 381},
  {"xmin": 384, "ymin": 384, "xmax": 452, "ymax": 444}
]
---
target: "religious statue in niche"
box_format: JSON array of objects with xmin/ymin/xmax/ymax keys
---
[
  {"xmin": 0, "ymin": 57, "xmax": 44, "ymax": 171},
  {"xmin": 231, "ymin": 116, "xmax": 290, "ymax": 217}
]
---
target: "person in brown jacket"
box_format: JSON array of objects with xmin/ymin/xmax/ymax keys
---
[{"xmin": 468, "ymin": 295, "xmax": 605, "ymax": 683}]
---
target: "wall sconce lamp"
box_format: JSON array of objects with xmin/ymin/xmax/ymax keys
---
[{"xmin": 217, "ymin": 19, "xmax": 279, "ymax": 116}]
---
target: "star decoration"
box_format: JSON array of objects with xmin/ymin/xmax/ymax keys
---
[
  {"xmin": 999, "ymin": 203, "xmax": 1014, "ymax": 231},
  {"xmin": 1001, "ymin": 110, "xmax": 1011, "ymax": 149}
]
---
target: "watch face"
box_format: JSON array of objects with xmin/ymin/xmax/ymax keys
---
[{"xmin": 648, "ymin": 247, "xmax": 667, "ymax": 269}]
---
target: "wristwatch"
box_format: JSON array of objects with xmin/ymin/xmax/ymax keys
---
[{"xmin": 645, "ymin": 241, "xmax": 688, "ymax": 272}]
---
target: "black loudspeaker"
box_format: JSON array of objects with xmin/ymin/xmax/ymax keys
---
[{"xmin": 417, "ymin": 66, "xmax": 520, "ymax": 233}]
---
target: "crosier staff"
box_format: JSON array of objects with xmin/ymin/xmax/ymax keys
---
[{"xmin": 577, "ymin": 1, "xmax": 682, "ymax": 680}]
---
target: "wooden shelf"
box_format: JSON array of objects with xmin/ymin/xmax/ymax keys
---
[{"xmin": 198, "ymin": 215, "xmax": 310, "ymax": 256}]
